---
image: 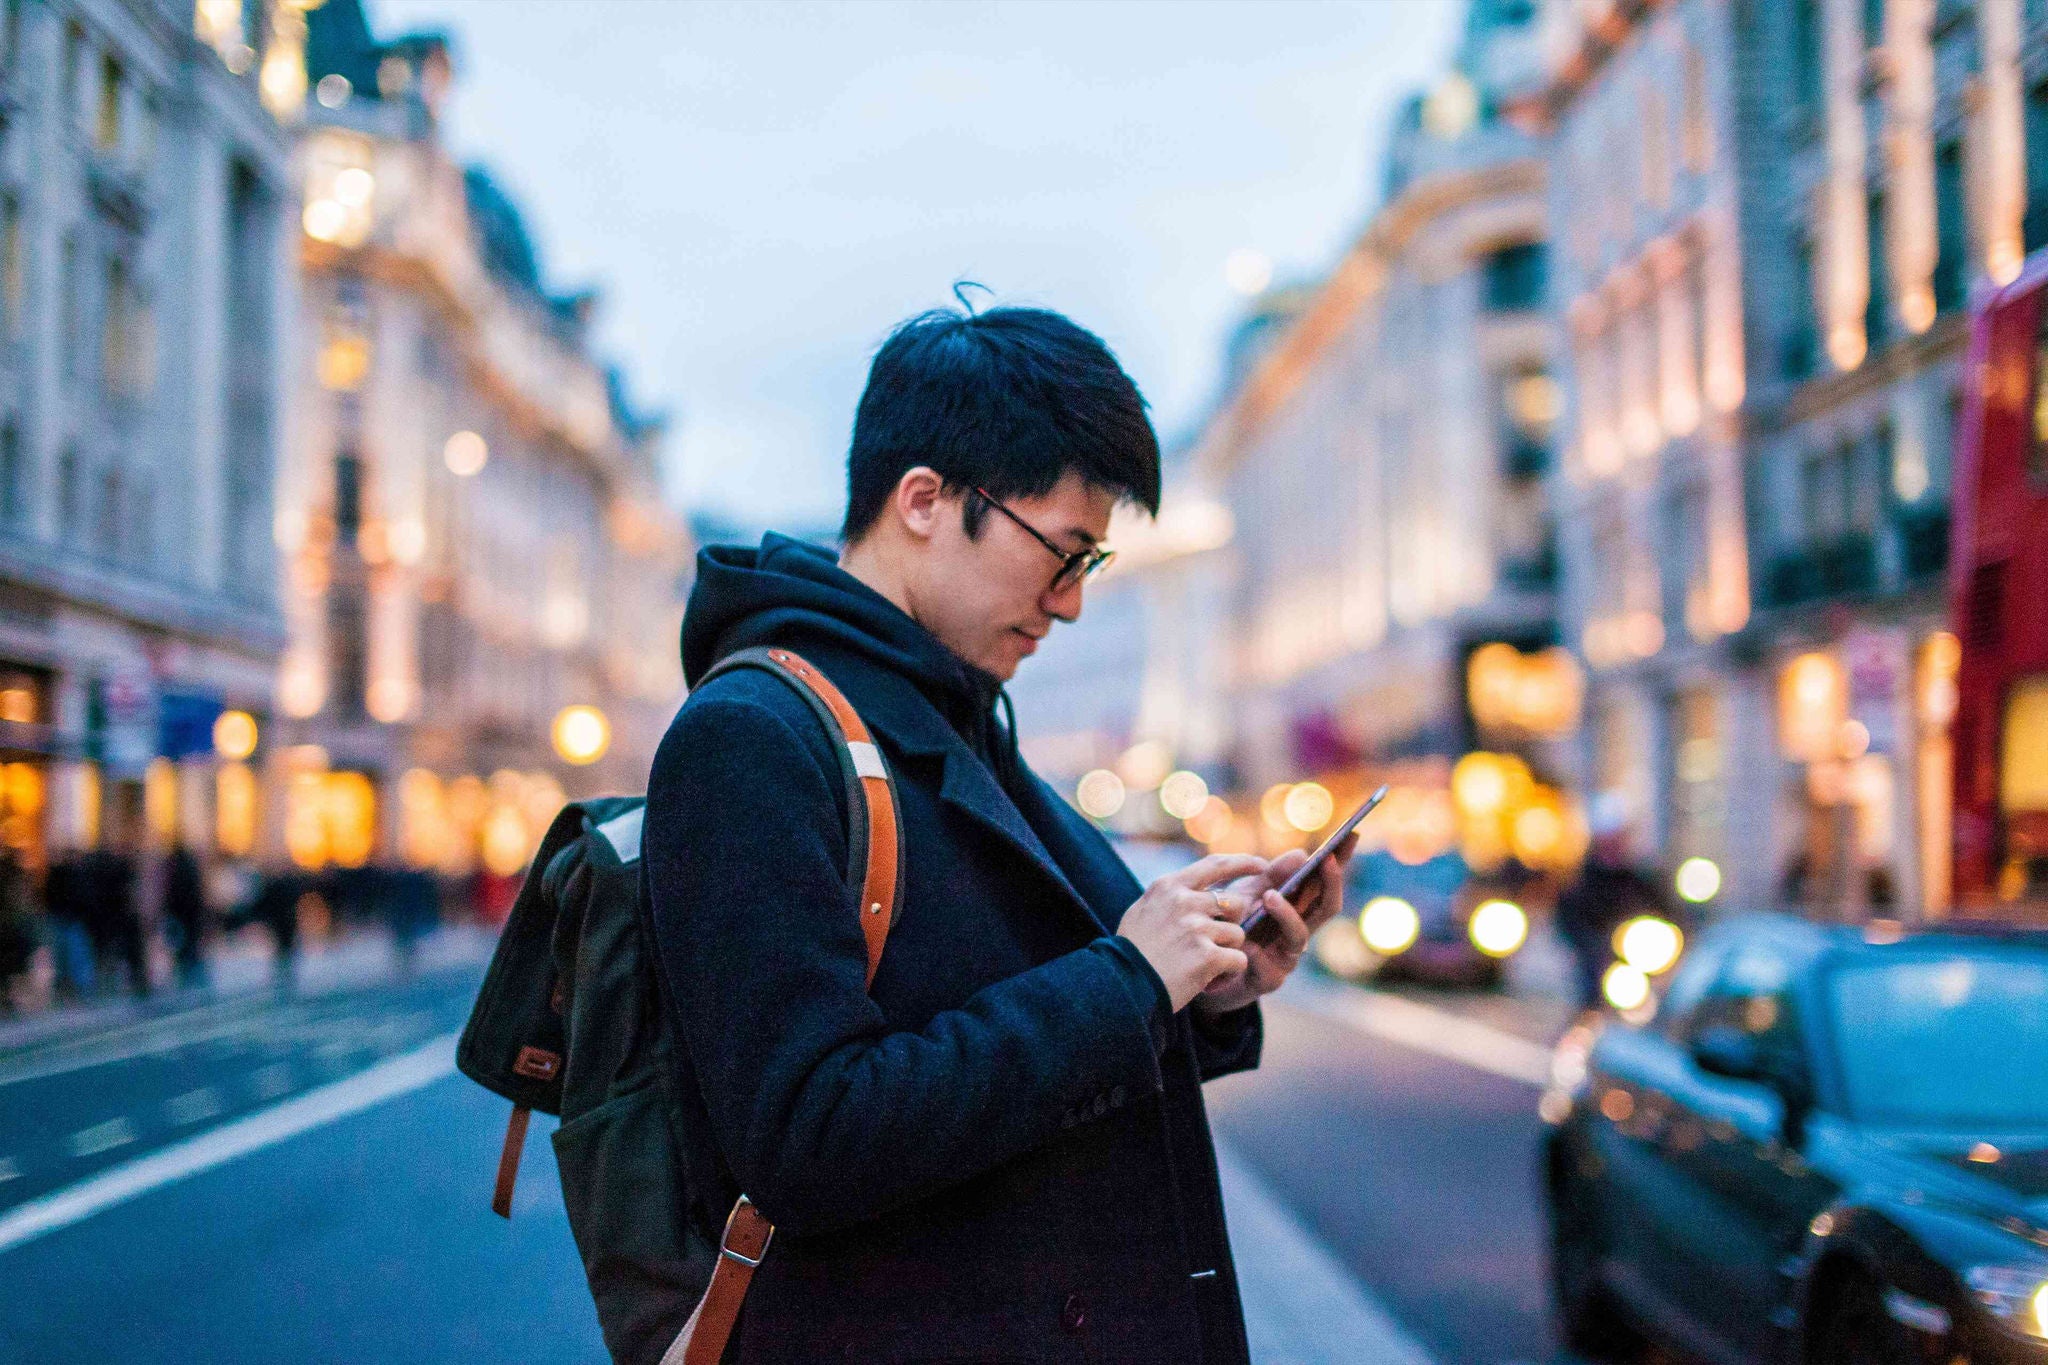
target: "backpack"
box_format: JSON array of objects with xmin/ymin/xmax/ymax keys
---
[{"xmin": 457, "ymin": 646, "xmax": 905, "ymax": 1365}]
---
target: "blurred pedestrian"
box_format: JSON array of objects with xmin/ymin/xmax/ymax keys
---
[
  {"xmin": 236, "ymin": 869, "xmax": 303, "ymax": 991},
  {"xmin": 42, "ymin": 848, "xmax": 95, "ymax": 999},
  {"xmin": 0, "ymin": 846, "xmax": 37, "ymax": 1011},
  {"xmin": 1554, "ymin": 794, "xmax": 1666, "ymax": 1011},
  {"xmin": 161, "ymin": 841, "xmax": 208, "ymax": 989},
  {"xmin": 78, "ymin": 841, "xmax": 146, "ymax": 998},
  {"xmin": 382, "ymin": 865, "xmax": 439, "ymax": 979}
]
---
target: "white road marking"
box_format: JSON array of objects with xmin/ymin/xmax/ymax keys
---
[
  {"xmin": 0, "ymin": 1156, "xmax": 19, "ymax": 1183},
  {"xmin": 1219, "ymin": 1142, "xmax": 1439, "ymax": 1365},
  {"xmin": 0, "ymin": 1031, "xmax": 458, "ymax": 1256},
  {"xmin": 164, "ymin": 1087, "xmax": 223, "ymax": 1127},
  {"xmin": 1278, "ymin": 975, "xmax": 1556, "ymax": 1088},
  {"xmin": 0, "ymin": 999, "xmax": 299, "ymax": 1087},
  {"xmin": 67, "ymin": 1117, "xmax": 138, "ymax": 1159}
]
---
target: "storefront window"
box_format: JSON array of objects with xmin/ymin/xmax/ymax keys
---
[{"xmin": 1999, "ymin": 676, "xmax": 2048, "ymax": 883}]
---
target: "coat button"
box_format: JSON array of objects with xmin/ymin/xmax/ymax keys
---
[
  {"xmin": 1060, "ymin": 1293, "xmax": 1087, "ymax": 1332},
  {"xmin": 1092, "ymin": 1093, "xmax": 1108, "ymax": 1116},
  {"xmin": 1110, "ymin": 1085, "xmax": 1126, "ymax": 1108},
  {"xmin": 1061, "ymin": 1109, "xmax": 1077, "ymax": 1129}
]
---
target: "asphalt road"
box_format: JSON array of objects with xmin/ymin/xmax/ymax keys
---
[
  {"xmin": 0, "ymin": 965, "xmax": 1582, "ymax": 1364},
  {"xmin": 1207, "ymin": 981, "xmax": 1573, "ymax": 1365}
]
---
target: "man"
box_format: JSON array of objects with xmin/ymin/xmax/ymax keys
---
[
  {"xmin": 644, "ymin": 305, "xmax": 1352, "ymax": 1364},
  {"xmin": 162, "ymin": 841, "xmax": 208, "ymax": 989},
  {"xmin": 1553, "ymin": 795, "xmax": 1669, "ymax": 1012}
]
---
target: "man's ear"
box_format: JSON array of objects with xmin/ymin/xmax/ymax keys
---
[{"xmin": 893, "ymin": 467, "xmax": 950, "ymax": 543}]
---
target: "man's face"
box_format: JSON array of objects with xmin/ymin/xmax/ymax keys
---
[{"xmin": 912, "ymin": 472, "xmax": 1118, "ymax": 682}]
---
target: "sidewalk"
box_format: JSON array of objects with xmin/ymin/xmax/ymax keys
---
[{"xmin": 0, "ymin": 923, "xmax": 497, "ymax": 1054}]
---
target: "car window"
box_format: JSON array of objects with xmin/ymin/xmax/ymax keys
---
[
  {"xmin": 1826, "ymin": 949, "xmax": 2048, "ymax": 1128},
  {"xmin": 1658, "ymin": 940, "xmax": 1727, "ymax": 1040},
  {"xmin": 1687, "ymin": 942, "xmax": 1806, "ymax": 1070}
]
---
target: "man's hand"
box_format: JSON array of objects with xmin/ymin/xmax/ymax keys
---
[
  {"xmin": 1114, "ymin": 853, "xmax": 1270, "ymax": 1013},
  {"xmin": 1191, "ymin": 833, "xmax": 1358, "ymax": 1016}
]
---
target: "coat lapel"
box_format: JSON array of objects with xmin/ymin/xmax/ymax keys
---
[{"xmin": 830, "ymin": 655, "xmax": 1112, "ymax": 937}]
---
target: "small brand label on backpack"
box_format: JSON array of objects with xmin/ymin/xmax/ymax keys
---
[{"xmin": 513, "ymin": 1046, "xmax": 561, "ymax": 1081}]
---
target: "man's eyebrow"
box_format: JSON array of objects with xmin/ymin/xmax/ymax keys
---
[{"xmin": 1063, "ymin": 527, "xmax": 1102, "ymax": 549}]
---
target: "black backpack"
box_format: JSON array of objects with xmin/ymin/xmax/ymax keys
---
[{"xmin": 457, "ymin": 646, "xmax": 904, "ymax": 1365}]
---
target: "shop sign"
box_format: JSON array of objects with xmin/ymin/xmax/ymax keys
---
[
  {"xmin": 92, "ymin": 675, "xmax": 159, "ymax": 777},
  {"xmin": 158, "ymin": 689, "xmax": 227, "ymax": 761}
]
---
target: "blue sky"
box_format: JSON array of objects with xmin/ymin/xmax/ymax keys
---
[{"xmin": 375, "ymin": 0, "xmax": 1464, "ymax": 532}]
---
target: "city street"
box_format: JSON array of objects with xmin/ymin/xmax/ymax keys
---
[{"xmin": 0, "ymin": 956, "xmax": 1589, "ymax": 1365}]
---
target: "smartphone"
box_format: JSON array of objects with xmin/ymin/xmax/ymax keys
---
[{"xmin": 1241, "ymin": 784, "xmax": 1389, "ymax": 936}]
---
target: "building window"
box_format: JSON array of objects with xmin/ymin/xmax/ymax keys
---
[
  {"xmin": 1794, "ymin": 0, "xmax": 1825, "ymax": 117},
  {"xmin": 1484, "ymin": 241, "xmax": 1547, "ymax": 312},
  {"xmin": 97, "ymin": 466, "xmax": 120, "ymax": 560},
  {"xmin": 1785, "ymin": 235, "xmax": 1818, "ymax": 380},
  {"xmin": 2025, "ymin": 82, "xmax": 2048, "ymax": 254},
  {"xmin": 1682, "ymin": 43, "xmax": 1712, "ymax": 173},
  {"xmin": 61, "ymin": 23, "xmax": 84, "ymax": 132},
  {"xmin": 95, "ymin": 53, "xmax": 121, "ymax": 152},
  {"xmin": 103, "ymin": 257, "xmax": 131, "ymax": 394},
  {"xmin": 59, "ymin": 233, "xmax": 80, "ymax": 383},
  {"xmin": 1, "ymin": 0, "xmax": 20, "ymax": 72},
  {"xmin": 127, "ymin": 471, "xmax": 152, "ymax": 570},
  {"xmin": 0, "ymin": 421, "xmax": 18, "ymax": 526},
  {"xmin": 57, "ymin": 449, "xmax": 81, "ymax": 544},
  {"xmin": 1937, "ymin": 139, "xmax": 1968, "ymax": 312},
  {"xmin": 1664, "ymin": 481, "xmax": 1712, "ymax": 635},
  {"xmin": 1863, "ymin": 0, "xmax": 1885, "ymax": 47},
  {"xmin": 1643, "ymin": 84, "xmax": 1673, "ymax": 209},
  {"xmin": 0, "ymin": 193, "xmax": 20, "ymax": 339},
  {"xmin": 1867, "ymin": 189, "xmax": 1890, "ymax": 350}
]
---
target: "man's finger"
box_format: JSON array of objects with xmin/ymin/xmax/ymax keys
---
[
  {"xmin": 1172, "ymin": 853, "xmax": 1268, "ymax": 890},
  {"xmin": 1257, "ymin": 890, "xmax": 1311, "ymax": 955}
]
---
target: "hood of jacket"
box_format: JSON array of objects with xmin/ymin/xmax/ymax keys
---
[{"xmin": 680, "ymin": 533, "xmax": 1022, "ymax": 781}]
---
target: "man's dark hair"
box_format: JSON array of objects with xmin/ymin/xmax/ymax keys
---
[{"xmin": 841, "ymin": 305, "xmax": 1162, "ymax": 544}]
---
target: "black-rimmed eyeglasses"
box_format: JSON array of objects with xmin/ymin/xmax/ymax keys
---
[{"xmin": 970, "ymin": 486, "xmax": 1115, "ymax": 592}]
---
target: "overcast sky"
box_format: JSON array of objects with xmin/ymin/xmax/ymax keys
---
[{"xmin": 374, "ymin": 0, "xmax": 1464, "ymax": 533}]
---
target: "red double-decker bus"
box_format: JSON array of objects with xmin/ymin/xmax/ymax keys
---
[{"xmin": 1948, "ymin": 259, "xmax": 2048, "ymax": 919}]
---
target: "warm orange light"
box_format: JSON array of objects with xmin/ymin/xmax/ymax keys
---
[
  {"xmin": 212, "ymin": 709, "xmax": 259, "ymax": 761},
  {"xmin": 551, "ymin": 705, "xmax": 611, "ymax": 765}
]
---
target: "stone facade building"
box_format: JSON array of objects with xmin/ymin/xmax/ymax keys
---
[
  {"xmin": 1015, "ymin": 4, "xmax": 1578, "ymax": 869},
  {"xmin": 268, "ymin": 0, "xmax": 688, "ymax": 880},
  {"xmin": 0, "ymin": 0, "xmax": 293, "ymax": 875},
  {"xmin": 1517, "ymin": 0, "xmax": 2045, "ymax": 921}
]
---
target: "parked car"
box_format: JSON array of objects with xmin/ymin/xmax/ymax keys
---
[
  {"xmin": 1315, "ymin": 849, "xmax": 1528, "ymax": 989},
  {"xmin": 1542, "ymin": 913, "xmax": 2048, "ymax": 1364}
]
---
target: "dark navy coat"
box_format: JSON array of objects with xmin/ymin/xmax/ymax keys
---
[{"xmin": 643, "ymin": 535, "xmax": 1262, "ymax": 1364}]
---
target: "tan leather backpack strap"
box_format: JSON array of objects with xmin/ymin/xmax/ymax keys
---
[
  {"xmin": 758, "ymin": 647, "xmax": 901, "ymax": 988},
  {"xmin": 664, "ymin": 1197, "xmax": 772, "ymax": 1365},
  {"xmin": 663, "ymin": 646, "xmax": 899, "ymax": 1365},
  {"xmin": 490, "ymin": 1104, "xmax": 531, "ymax": 1219}
]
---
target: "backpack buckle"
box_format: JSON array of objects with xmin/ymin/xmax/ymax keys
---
[{"xmin": 719, "ymin": 1194, "xmax": 774, "ymax": 1267}]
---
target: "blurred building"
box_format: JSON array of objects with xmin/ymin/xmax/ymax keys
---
[
  {"xmin": 1014, "ymin": 3, "xmax": 1583, "ymax": 872},
  {"xmin": 1514, "ymin": 0, "xmax": 2042, "ymax": 922},
  {"xmin": 0, "ymin": 0, "xmax": 294, "ymax": 874},
  {"xmin": 1513, "ymin": 0, "xmax": 1758, "ymax": 909},
  {"xmin": 262, "ymin": 0, "xmax": 689, "ymax": 881}
]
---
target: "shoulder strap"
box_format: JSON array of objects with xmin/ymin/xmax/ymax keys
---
[
  {"xmin": 669, "ymin": 646, "xmax": 902, "ymax": 1365},
  {"xmin": 698, "ymin": 645, "xmax": 902, "ymax": 987}
]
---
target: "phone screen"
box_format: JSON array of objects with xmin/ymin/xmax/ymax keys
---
[{"xmin": 1243, "ymin": 784, "xmax": 1388, "ymax": 935}]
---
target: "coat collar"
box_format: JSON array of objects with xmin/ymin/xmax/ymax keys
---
[{"xmin": 791, "ymin": 645, "xmax": 1120, "ymax": 939}]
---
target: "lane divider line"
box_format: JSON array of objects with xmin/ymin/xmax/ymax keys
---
[
  {"xmin": 1217, "ymin": 1141, "xmax": 1440, "ymax": 1365},
  {"xmin": 0, "ymin": 1031, "xmax": 459, "ymax": 1256},
  {"xmin": 1278, "ymin": 976, "xmax": 1555, "ymax": 1088}
]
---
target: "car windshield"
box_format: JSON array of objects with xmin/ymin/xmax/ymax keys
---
[{"xmin": 1826, "ymin": 949, "xmax": 2048, "ymax": 1129}]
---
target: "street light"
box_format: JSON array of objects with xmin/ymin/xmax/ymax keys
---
[
  {"xmin": 213, "ymin": 709, "xmax": 259, "ymax": 761},
  {"xmin": 551, "ymin": 705, "xmax": 610, "ymax": 766}
]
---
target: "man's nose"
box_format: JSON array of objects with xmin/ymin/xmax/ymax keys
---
[{"xmin": 1042, "ymin": 575, "xmax": 1084, "ymax": 624}]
